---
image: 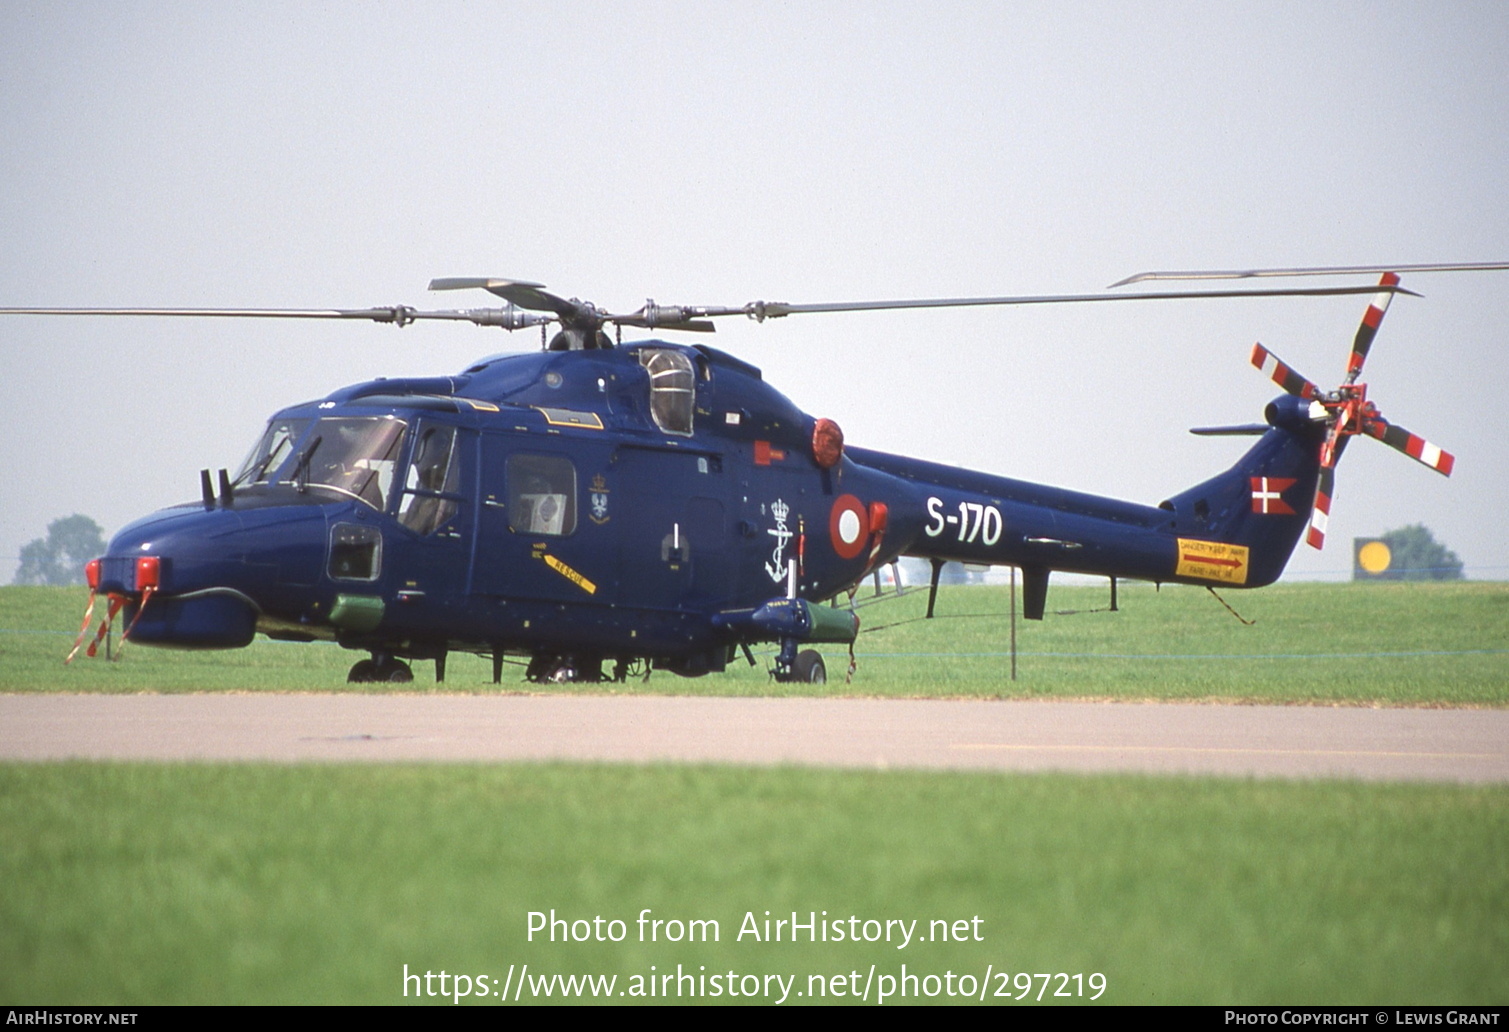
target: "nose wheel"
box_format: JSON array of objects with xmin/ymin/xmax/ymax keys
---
[
  {"xmin": 347, "ymin": 655, "xmax": 413, "ymax": 683},
  {"xmin": 773, "ymin": 645, "xmax": 826, "ymax": 684}
]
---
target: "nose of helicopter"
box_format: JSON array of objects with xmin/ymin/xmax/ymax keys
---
[{"xmin": 93, "ymin": 503, "xmax": 329, "ymax": 649}]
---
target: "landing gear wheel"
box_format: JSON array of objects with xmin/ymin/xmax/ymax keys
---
[
  {"xmin": 349, "ymin": 657, "xmax": 412, "ymax": 683},
  {"xmin": 526, "ymin": 653, "xmax": 606, "ymax": 683},
  {"xmin": 792, "ymin": 649, "xmax": 826, "ymax": 684},
  {"xmin": 376, "ymin": 659, "xmax": 413, "ymax": 683},
  {"xmin": 526, "ymin": 654, "xmax": 574, "ymax": 683}
]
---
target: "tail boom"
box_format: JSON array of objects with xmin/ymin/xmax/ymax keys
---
[{"xmin": 850, "ymin": 421, "xmax": 1321, "ymax": 597}]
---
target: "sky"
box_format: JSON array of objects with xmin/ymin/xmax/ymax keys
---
[{"xmin": 3, "ymin": 1, "xmax": 1507, "ymax": 582}]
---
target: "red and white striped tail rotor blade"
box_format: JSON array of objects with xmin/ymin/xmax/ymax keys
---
[
  {"xmin": 1251, "ymin": 343, "xmax": 1321, "ymax": 399},
  {"xmin": 1362, "ymin": 419, "xmax": 1456, "ymax": 476},
  {"xmin": 1345, "ymin": 272, "xmax": 1399, "ymax": 383},
  {"xmin": 1304, "ymin": 465, "xmax": 1336, "ymax": 550}
]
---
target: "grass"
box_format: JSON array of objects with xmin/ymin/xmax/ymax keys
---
[
  {"xmin": 2, "ymin": 581, "xmax": 1506, "ymax": 705},
  {"xmin": 1, "ymin": 763, "xmax": 1504, "ymax": 1005},
  {"xmin": 4, "ymin": 582, "xmax": 1504, "ymax": 1006}
]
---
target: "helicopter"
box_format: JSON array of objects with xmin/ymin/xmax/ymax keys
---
[{"xmin": 5, "ymin": 262, "xmax": 1497, "ymax": 684}]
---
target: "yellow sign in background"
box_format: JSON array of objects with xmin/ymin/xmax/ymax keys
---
[{"xmin": 1354, "ymin": 538, "xmax": 1394, "ymax": 579}]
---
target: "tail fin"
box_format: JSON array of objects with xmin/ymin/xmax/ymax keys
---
[{"xmin": 1162, "ymin": 411, "xmax": 1322, "ymax": 587}]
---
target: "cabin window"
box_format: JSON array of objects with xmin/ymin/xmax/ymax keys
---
[
  {"xmin": 328, "ymin": 523, "xmax": 381, "ymax": 580},
  {"xmin": 639, "ymin": 348, "xmax": 695, "ymax": 435},
  {"xmin": 398, "ymin": 425, "xmax": 460, "ymax": 535},
  {"xmin": 507, "ymin": 454, "xmax": 576, "ymax": 536}
]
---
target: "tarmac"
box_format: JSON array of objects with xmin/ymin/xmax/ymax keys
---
[{"xmin": 3, "ymin": 694, "xmax": 1506, "ymax": 782}]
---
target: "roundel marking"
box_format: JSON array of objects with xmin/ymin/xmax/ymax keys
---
[
  {"xmin": 839, "ymin": 508, "xmax": 862, "ymax": 542},
  {"xmin": 829, "ymin": 494, "xmax": 869, "ymax": 560}
]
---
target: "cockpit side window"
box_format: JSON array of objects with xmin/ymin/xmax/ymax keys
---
[
  {"xmin": 233, "ymin": 418, "xmax": 310, "ymax": 488},
  {"xmin": 638, "ymin": 348, "xmax": 695, "ymax": 435},
  {"xmin": 398, "ymin": 425, "xmax": 461, "ymax": 535}
]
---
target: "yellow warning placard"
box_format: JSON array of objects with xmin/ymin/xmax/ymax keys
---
[
  {"xmin": 541, "ymin": 554, "xmax": 598, "ymax": 594},
  {"xmin": 1176, "ymin": 538, "xmax": 1250, "ymax": 585}
]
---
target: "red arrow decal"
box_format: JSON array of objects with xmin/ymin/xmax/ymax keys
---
[{"xmin": 1183, "ymin": 553, "xmax": 1243, "ymax": 568}]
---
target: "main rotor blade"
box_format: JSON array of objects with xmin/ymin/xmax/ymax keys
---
[
  {"xmin": 1, "ymin": 278, "xmax": 1426, "ymax": 337},
  {"xmin": 414, "ymin": 277, "xmax": 1421, "ymax": 332},
  {"xmin": 738, "ymin": 283, "xmax": 1419, "ymax": 321},
  {"xmin": 1361, "ymin": 418, "xmax": 1455, "ymax": 476},
  {"xmin": 428, "ymin": 277, "xmax": 545, "ymax": 293},
  {"xmin": 1110, "ymin": 261, "xmax": 1509, "ymax": 287},
  {"xmin": 0, "ymin": 306, "xmax": 424, "ymax": 322},
  {"xmin": 1250, "ymin": 343, "xmax": 1321, "ymax": 400},
  {"xmin": 429, "ymin": 277, "xmax": 580, "ymax": 318},
  {"xmin": 0, "ymin": 305, "xmax": 554, "ymax": 330}
]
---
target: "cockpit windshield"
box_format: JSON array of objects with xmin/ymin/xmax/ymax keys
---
[
  {"xmin": 233, "ymin": 418, "xmax": 310, "ymax": 488},
  {"xmin": 281, "ymin": 416, "xmax": 408, "ymax": 510}
]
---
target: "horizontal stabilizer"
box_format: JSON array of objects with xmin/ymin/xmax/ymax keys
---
[{"xmin": 1190, "ymin": 424, "xmax": 1268, "ymax": 436}]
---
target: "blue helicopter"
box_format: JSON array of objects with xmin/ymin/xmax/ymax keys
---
[{"xmin": 9, "ymin": 264, "xmax": 1483, "ymax": 683}]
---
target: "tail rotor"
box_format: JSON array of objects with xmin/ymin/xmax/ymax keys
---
[{"xmin": 1248, "ymin": 272, "xmax": 1455, "ymax": 549}]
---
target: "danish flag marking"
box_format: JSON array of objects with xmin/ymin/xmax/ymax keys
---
[{"xmin": 1250, "ymin": 476, "xmax": 1297, "ymax": 515}]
